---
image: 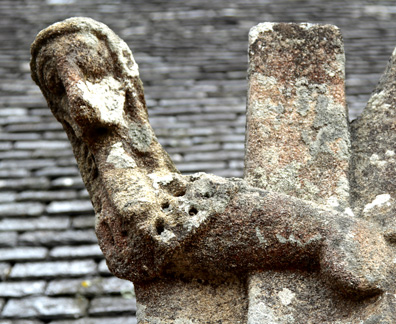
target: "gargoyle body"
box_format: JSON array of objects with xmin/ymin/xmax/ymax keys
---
[{"xmin": 31, "ymin": 18, "xmax": 396, "ymax": 323}]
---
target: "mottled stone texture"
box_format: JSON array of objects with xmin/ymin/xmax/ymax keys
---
[
  {"xmin": 246, "ymin": 23, "xmax": 349, "ymax": 209},
  {"xmin": 31, "ymin": 18, "xmax": 396, "ymax": 323}
]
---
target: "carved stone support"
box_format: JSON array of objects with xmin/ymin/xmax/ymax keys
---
[{"xmin": 31, "ymin": 18, "xmax": 396, "ymax": 323}]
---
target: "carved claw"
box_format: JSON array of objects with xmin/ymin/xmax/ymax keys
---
[{"xmin": 31, "ymin": 17, "xmax": 392, "ymax": 297}]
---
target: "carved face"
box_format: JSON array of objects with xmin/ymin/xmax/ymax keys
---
[{"xmin": 35, "ymin": 32, "xmax": 128, "ymax": 138}]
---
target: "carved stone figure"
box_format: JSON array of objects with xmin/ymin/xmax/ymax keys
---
[{"xmin": 31, "ymin": 18, "xmax": 396, "ymax": 323}]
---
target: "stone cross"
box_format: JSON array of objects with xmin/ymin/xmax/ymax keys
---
[{"xmin": 31, "ymin": 18, "xmax": 396, "ymax": 323}]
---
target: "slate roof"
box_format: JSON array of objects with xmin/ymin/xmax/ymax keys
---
[{"xmin": 1, "ymin": 0, "xmax": 396, "ymax": 322}]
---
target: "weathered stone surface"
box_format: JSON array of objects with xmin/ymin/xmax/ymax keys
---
[
  {"xmin": 351, "ymin": 45, "xmax": 396, "ymax": 231},
  {"xmin": 246, "ymin": 23, "xmax": 349, "ymax": 209},
  {"xmin": 0, "ymin": 280, "xmax": 46, "ymax": 297},
  {"xmin": 10, "ymin": 260, "xmax": 97, "ymax": 279},
  {"xmin": 1, "ymin": 296, "xmax": 88, "ymax": 319},
  {"xmin": 30, "ymin": 17, "xmax": 396, "ymax": 323}
]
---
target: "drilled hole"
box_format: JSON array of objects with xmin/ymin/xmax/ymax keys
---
[
  {"xmin": 204, "ymin": 192, "xmax": 213, "ymax": 198},
  {"xmin": 155, "ymin": 218, "xmax": 165, "ymax": 235},
  {"xmin": 189, "ymin": 207, "xmax": 198, "ymax": 216},
  {"xmin": 161, "ymin": 202, "xmax": 170, "ymax": 212}
]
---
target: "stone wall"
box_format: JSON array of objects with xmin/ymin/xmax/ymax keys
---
[{"xmin": 1, "ymin": 0, "xmax": 396, "ymax": 322}]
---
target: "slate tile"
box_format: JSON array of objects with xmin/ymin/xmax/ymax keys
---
[
  {"xmin": 56, "ymin": 158, "xmax": 80, "ymax": 167},
  {"xmin": 223, "ymin": 142, "xmax": 245, "ymax": 150},
  {"xmin": 0, "ymin": 247, "xmax": 48, "ymax": 262},
  {"xmin": 0, "ymin": 280, "xmax": 46, "ymax": 297},
  {"xmin": 89, "ymin": 296, "xmax": 137, "ymax": 315},
  {"xmin": 183, "ymin": 151, "xmax": 243, "ymax": 162},
  {"xmin": 19, "ymin": 230, "xmax": 97, "ymax": 247},
  {"xmin": 0, "ymin": 116, "xmax": 42, "ymax": 126},
  {"xmin": 0, "ymin": 192, "xmax": 16, "ymax": 203},
  {"xmin": 0, "ymin": 178, "xmax": 50, "ymax": 190},
  {"xmin": 78, "ymin": 189, "xmax": 90, "ymax": 199},
  {"xmin": 42, "ymin": 131, "xmax": 68, "ymax": 140},
  {"xmin": 46, "ymin": 276, "xmax": 134, "ymax": 296},
  {"xmin": 0, "ymin": 202, "xmax": 45, "ymax": 217},
  {"xmin": 0, "ymin": 263, "xmax": 11, "ymax": 281},
  {"xmin": 0, "ymin": 169, "xmax": 30, "ymax": 178},
  {"xmin": 32, "ymin": 149, "xmax": 72, "ymax": 159},
  {"xmin": 0, "ymin": 216, "xmax": 70, "ymax": 232},
  {"xmin": 35, "ymin": 167, "xmax": 79, "ymax": 177},
  {"xmin": 0, "ymin": 142, "xmax": 12, "ymax": 151},
  {"xmin": 98, "ymin": 259, "xmax": 111, "ymax": 275},
  {"xmin": 48, "ymin": 316, "xmax": 137, "ymax": 324},
  {"xmin": 17, "ymin": 190, "xmax": 78, "ymax": 202},
  {"xmin": 51, "ymin": 177, "xmax": 84, "ymax": 189},
  {"xmin": 71, "ymin": 216, "xmax": 95, "ymax": 229},
  {"xmin": 0, "ymin": 320, "xmax": 44, "ymax": 324},
  {"xmin": 10, "ymin": 260, "xmax": 97, "ymax": 279},
  {"xmin": 5, "ymin": 122, "xmax": 62, "ymax": 133},
  {"xmin": 46, "ymin": 200, "xmax": 93, "ymax": 215},
  {"xmin": 14, "ymin": 141, "xmax": 71, "ymax": 150},
  {"xmin": 0, "ymin": 232, "xmax": 17, "ymax": 247},
  {"xmin": 0, "ymin": 159, "xmax": 56, "ymax": 170},
  {"xmin": 0, "ymin": 108, "xmax": 27, "ymax": 116},
  {"xmin": 0, "ymin": 132, "xmax": 41, "ymax": 141},
  {"xmin": 0, "ymin": 150, "xmax": 32, "ymax": 159},
  {"xmin": 49, "ymin": 245, "xmax": 102, "ymax": 259},
  {"xmin": 176, "ymin": 161, "xmax": 227, "ymax": 172},
  {"xmin": 1, "ymin": 296, "xmax": 88, "ymax": 319}
]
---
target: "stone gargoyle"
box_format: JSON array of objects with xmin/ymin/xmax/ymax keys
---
[{"xmin": 31, "ymin": 17, "xmax": 396, "ymax": 323}]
